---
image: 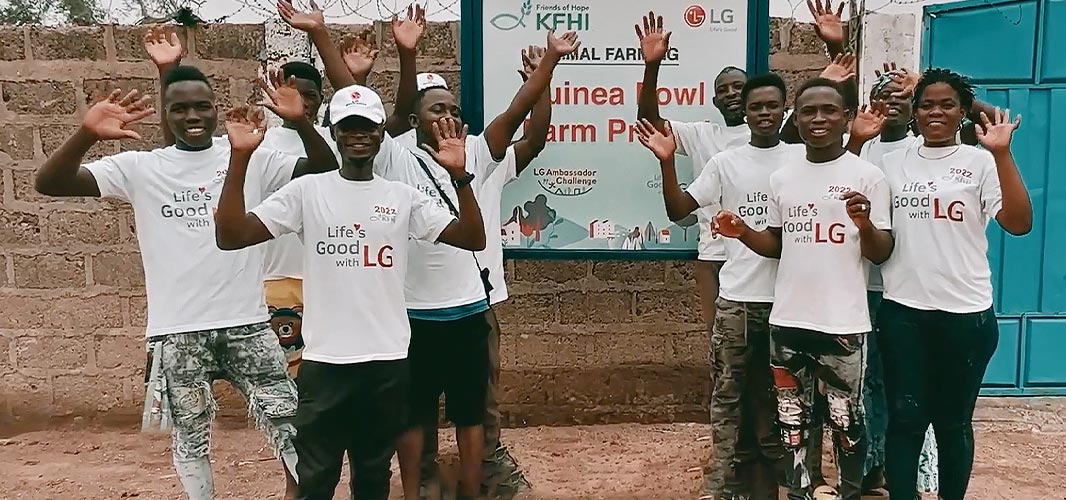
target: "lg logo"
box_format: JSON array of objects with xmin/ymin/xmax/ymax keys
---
[
  {"xmin": 685, "ymin": 5, "xmax": 706, "ymax": 27},
  {"xmin": 685, "ymin": 5, "xmax": 736, "ymax": 27}
]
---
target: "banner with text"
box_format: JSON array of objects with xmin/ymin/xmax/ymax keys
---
[{"xmin": 483, "ymin": 0, "xmax": 748, "ymax": 252}]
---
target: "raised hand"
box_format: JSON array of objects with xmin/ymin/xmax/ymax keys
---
[
  {"xmin": 343, "ymin": 31, "xmax": 379, "ymax": 78},
  {"xmin": 392, "ymin": 3, "xmax": 426, "ymax": 52},
  {"xmin": 874, "ymin": 62, "xmax": 900, "ymax": 79},
  {"xmin": 143, "ymin": 25, "xmax": 183, "ymax": 68},
  {"xmin": 976, "ymin": 107, "xmax": 1022, "ymax": 154},
  {"xmin": 420, "ymin": 117, "xmax": 469, "ymax": 176},
  {"xmin": 277, "ymin": 0, "xmax": 325, "ymax": 33},
  {"xmin": 546, "ymin": 29, "xmax": 581, "ymax": 58},
  {"xmin": 518, "ymin": 45, "xmax": 545, "ymax": 81},
  {"xmin": 634, "ymin": 11, "xmax": 671, "ymax": 64},
  {"xmin": 634, "ymin": 118, "xmax": 676, "ymax": 161},
  {"xmin": 820, "ymin": 52, "xmax": 856, "ymax": 82},
  {"xmin": 82, "ymin": 89, "xmax": 156, "ymax": 141},
  {"xmin": 224, "ymin": 106, "xmax": 267, "ymax": 153},
  {"xmin": 887, "ymin": 68, "xmax": 921, "ymax": 99},
  {"xmin": 258, "ymin": 68, "xmax": 306, "ymax": 123},
  {"xmin": 842, "ymin": 191, "xmax": 873, "ymax": 231},
  {"xmin": 851, "ymin": 102, "xmax": 887, "ymax": 141},
  {"xmin": 713, "ymin": 211, "xmax": 750, "ymax": 239},
  {"xmin": 807, "ymin": 0, "xmax": 846, "ymax": 47}
]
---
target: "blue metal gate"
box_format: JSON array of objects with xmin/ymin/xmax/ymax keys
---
[{"xmin": 923, "ymin": 0, "xmax": 1066, "ymax": 395}]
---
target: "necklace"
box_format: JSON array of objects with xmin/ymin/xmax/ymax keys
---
[{"xmin": 916, "ymin": 144, "xmax": 961, "ymax": 160}]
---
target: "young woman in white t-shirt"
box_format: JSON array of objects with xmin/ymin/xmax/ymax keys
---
[{"xmin": 877, "ymin": 68, "xmax": 1031, "ymax": 500}]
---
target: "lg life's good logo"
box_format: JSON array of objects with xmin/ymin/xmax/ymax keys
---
[
  {"xmin": 685, "ymin": 5, "xmax": 706, "ymax": 27},
  {"xmin": 490, "ymin": 0, "xmax": 591, "ymax": 31},
  {"xmin": 782, "ymin": 202, "xmax": 850, "ymax": 245},
  {"xmin": 534, "ymin": 166, "xmax": 597, "ymax": 197},
  {"xmin": 316, "ymin": 223, "xmax": 395, "ymax": 268},
  {"xmin": 161, "ymin": 186, "xmax": 215, "ymax": 228},
  {"xmin": 893, "ymin": 181, "xmax": 966, "ymax": 222},
  {"xmin": 738, "ymin": 190, "xmax": 771, "ymax": 228},
  {"xmin": 684, "ymin": 4, "xmax": 737, "ymax": 32}
]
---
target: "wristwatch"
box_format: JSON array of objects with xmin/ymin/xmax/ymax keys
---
[{"xmin": 452, "ymin": 172, "xmax": 475, "ymax": 189}]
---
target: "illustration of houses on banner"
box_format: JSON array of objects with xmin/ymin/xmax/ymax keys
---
[
  {"xmin": 501, "ymin": 208, "xmax": 522, "ymax": 245},
  {"xmin": 502, "ymin": 207, "xmax": 522, "ymax": 245},
  {"xmin": 659, "ymin": 228, "xmax": 671, "ymax": 244},
  {"xmin": 589, "ymin": 219, "xmax": 614, "ymax": 239}
]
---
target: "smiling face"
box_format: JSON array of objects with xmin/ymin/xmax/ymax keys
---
[
  {"xmin": 915, "ymin": 82, "xmax": 966, "ymax": 145},
  {"xmin": 744, "ymin": 86, "xmax": 787, "ymax": 139},
  {"xmin": 713, "ymin": 70, "xmax": 747, "ymax": 124},
  {"xmin": 164, "ymin": 80, "xmax": 218, "ymax": 150},
  {"xmin": 332, "ymin": 116, "xmax": 384, "ymax": 162},
  {"xmin": 795, "ymin": 85, "xmax": 849, "ymax": 148}
]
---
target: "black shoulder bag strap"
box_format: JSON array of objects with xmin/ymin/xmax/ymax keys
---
[{"xmin": 411, "ymin": 153, "xmax": 493, "ymax": 303}]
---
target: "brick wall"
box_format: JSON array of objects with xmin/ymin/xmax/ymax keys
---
[{"xmin": 0, "ymin": 20, "xmax": 830, "ymax": 428}]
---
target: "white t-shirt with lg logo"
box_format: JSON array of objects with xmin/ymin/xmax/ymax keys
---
[
  {"xmin": 252, "ymin": 173, "xmax": 456, "ymax": 363},
  {"xmin": 85, "ymin": 139, "xmax": 298, "ymax": 337},
  {"xmin": 687, "ymin": 143, "xmax": 802, "ymax": 303},
  {"xmin": 880, "ymin": 144, "xmax": 1004, "ymax": 313},
  {"xmin": 767, "ymin": 152, "xmax": 892, "ymax": 334},
  {"xmin": 258, "ymin": 125, "xmax": 337, "ymax": 281},
  {"xmin": 374, "ymin": 134, "xmax": 501, "ymax": 310},
  {"xmin": 671, "ymin": 120, "xmax": 751, "ymax": 261}
]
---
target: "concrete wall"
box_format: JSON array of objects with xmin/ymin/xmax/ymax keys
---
[{"xmin": 0, "ymin": 20, "xmax": 833, "ymax": 428}]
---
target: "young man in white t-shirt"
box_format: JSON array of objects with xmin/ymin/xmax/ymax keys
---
[
  {"xmin": 215, "ymin": 83, "xmax": 488, "ymax": 500},
  {"xmin": 33, "ymin": 66, "xmax": 339, "ymax": 500},
  {"xmin": 715, "ymin": 77, "xmax": 894, "ymax": 500},
  {"xmin": 636, "ymin": 73, "xmax": 798, "ymax": 500},
  {"xmin": 635, "ymin": 12, "xmax": 751, "ymax": 343}
]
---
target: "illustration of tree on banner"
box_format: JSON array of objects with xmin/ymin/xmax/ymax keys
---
[
  {"xmin": 520, "ymin": 194, "xmax": 557, "ymax": 245},
  {"xmin": 644, "ymin": 221, "xmax": 656, "ymax": 243}
]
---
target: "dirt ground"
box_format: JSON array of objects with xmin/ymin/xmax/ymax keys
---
[{"xmin": 2, "ymin": 414, "xmax": 1064, "ymax": 500}]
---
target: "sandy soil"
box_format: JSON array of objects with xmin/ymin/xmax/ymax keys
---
[{"xmin": 2, "ymin": 418, "xmax": 1064, "ymax": 500}]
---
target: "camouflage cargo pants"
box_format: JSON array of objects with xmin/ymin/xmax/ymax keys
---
[
  {"xmin": 703, "ymin": 299, "xmax": 782, "ymax": 500},
  {"xmin": 770, "ymin": 327, "xmax": 867, "ymax": 500},
  {"xmin": 158, "ymin": 323, "xmax": 299, "ymax": 473}
]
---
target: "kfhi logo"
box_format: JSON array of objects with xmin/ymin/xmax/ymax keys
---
[
  {"xmin": 490, "ymin": 0, "xmax": 533, "ymax": 30},
  {"xmin": 490, "ymin": 0, "xmax": 591, "ymax": 31}
]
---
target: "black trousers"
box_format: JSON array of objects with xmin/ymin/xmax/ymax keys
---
[
  {"xmin": 877, "ymin": 299, "xmax": 998, "ymax": 500},
  {"xmin": 293, "ymin": 359, "xmax": 409, "ymax": 500}
]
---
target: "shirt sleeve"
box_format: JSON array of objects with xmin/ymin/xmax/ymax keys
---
[
  {"xmin": 467, "ymin": 134, "xmax": 501, "ymax": 180},
  {"xmin": 408, "ymin": 186, "xmax": 457, "ymax": 242},
  {"xmin": 977, "ymin": 150, "xmax": 1004, "ymax": 220},
  {"xmin": 767, "ymin": 173, "xmax": 783, "ymax": 228},
  {"xmin": 496, "ymin": 146, "xmax": 519, "ymax": 187},
  {"xmin": 250, "ymin": 178, "xmax": 304, "ymax": 238},
  {"xmin": 373, "ymin": 134, "xmax": 404, "ymax": 179},
  {"xmin": 83, "ymin": 151, "xmax": 143, "ymax": 202},
  {"xmin": 669, "ymin": 120, "xmax": 707, "ymax": 158},
  {"xmin": 867, "ymin": 173, "xmax": 893, "ymax": 231},
  {"xmin": 686, "ymin": 156, "xmax": 723, "ymax": 209},
  {"xmin": 252, "ymin": 147, "xmax": 300, "ymax": 196}
]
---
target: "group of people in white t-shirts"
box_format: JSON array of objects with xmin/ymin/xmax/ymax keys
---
[
  {"xmin": 31, "ymin": 1, "xmax": 1031, "ymax": 500},
  {"xmin": 633, "ymin": 7, "xmax": 1031, "ymax": 500},
  {"xmin": 34, "ymin": 1, "xmax": 563, "ymax": 499}
]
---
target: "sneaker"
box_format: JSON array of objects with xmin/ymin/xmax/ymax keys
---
[{"xmin": 481, "ymin": 446, "xmax": 532, "ymax": 499}]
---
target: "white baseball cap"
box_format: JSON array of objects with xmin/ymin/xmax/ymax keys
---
[
  {"xmin": 416, "ymin": 72, "xmax": 449, "ymax": 91},
  {"xmin": 328, "ymin": 84, "xmax": 386, "ymax": 125}
]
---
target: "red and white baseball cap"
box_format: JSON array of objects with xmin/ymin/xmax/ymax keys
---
[
  {"xmin": 328, "ymin": 84, "xmax": 386, "ymax": 125},
  {"xmin": 416, "ymin": 72, "xmax": 449, "ymax": 91}
]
